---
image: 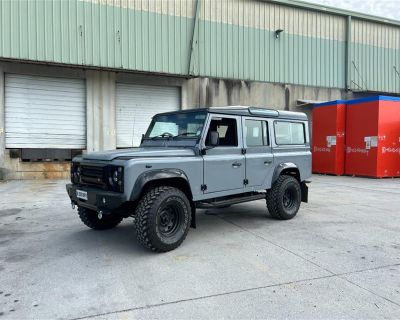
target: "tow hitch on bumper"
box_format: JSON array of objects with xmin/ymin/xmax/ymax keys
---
[{"xmin": 66, "ymin": 184, "xmax": 126, "ymax": 215}]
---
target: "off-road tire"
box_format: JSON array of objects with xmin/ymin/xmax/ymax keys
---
[
  {"xmin": 266, "ymin": 175, "xmax": 301, "ymax": 220},
  {"xmin": 134, "ymin": 186, "xmax": 191, "ymax": 252},
  {"xmin": 78, "ymin": 207, "xmax": 123, "ymax": 230}
]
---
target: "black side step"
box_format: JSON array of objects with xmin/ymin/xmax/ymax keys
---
[{"xmin": 196, "ymin": 193, "xmax": 266, "ymax": 209}]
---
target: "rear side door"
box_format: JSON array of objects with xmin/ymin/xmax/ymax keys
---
[
  {"xmin": 202, "ymin": 115, "xmax": 245, "ymax": 193},
  {"xmin": 242, "ymin": 117, "xmax": 274, "ymax": 188}
]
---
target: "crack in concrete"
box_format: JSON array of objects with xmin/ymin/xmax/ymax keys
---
[
  {"xmin": 69, "ymin": 262, "xmax": 400, "ymax": 320},
  {"xmin": 219, "ymin": 215, "xmax": 400, "ymax": 310},
  {"xmin": 339, "ymin": 276, "xmax": 400, "ymax": 308},
  {"xmin": 218, "ymin": 215, "xmax": 336, "ymax": 275},
  {"xmin": 67, "ymin": 210, "xmax": 400, "ymax": 320}
]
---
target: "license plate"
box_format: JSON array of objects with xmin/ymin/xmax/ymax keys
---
[{"xmin": 76, "ymin": 190, "xmax": 88, "ymax": 200}]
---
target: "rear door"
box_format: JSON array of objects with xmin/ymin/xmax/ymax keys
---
[{"xmin": 242, "ymin": 117, "xmax": 274, "ymax": 188}]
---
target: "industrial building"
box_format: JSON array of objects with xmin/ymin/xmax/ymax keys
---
[{"xmin": 0, "ymin": 0, "xmax": 399, "ymax": 179}]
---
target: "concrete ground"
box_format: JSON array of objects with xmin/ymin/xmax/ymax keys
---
[{"xmin": 0, "ymin": 175, "xmax": 399, "ymax": 319}]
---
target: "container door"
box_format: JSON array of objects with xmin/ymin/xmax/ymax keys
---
[
  {"xmin": 345, "ymin": 101, "xmax": 379, "ymax": 177},
  {"xmin": 312, "ymin": 103, "xmax": 346, "ymax": 175}
]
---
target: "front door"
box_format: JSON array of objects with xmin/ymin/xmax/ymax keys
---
[
  {"xmin": 202, "ymin": 115, "xmax": 245, "ymax": 193},
  {"xmin": 242, "ymin": 117, "xmax": 274, "ymax": 188}
]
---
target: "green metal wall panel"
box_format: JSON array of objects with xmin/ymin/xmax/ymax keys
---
[
  {"xmin": 195, "ymin": 20, "xmax": 346, "ymax": 88},
  {"xmin": 0, "ymin": 0, "xmax": 195, "ymax": 75},
  {"xmin": 350, "ymin": 19, "xmax": 400, "ymax": 93},
  {"xmin": 0, "ymin": 0, "xmax": 399, "ymax": 93},
  {"xmin": 351, "ymin": 43, "xmax": 400, "ymax": 93}
]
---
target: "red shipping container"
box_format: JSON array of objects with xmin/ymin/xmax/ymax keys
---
[
  {"xmin": 312, "ymin": 100, "xmax": 346, "ymax": 175},
  {"xmin": 345, "ymin": 96, "xmax": 400, "ymax": 178}
]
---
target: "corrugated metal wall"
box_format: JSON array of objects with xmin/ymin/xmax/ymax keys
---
[
  {"xmin": 0, "ymin": 0, "xmax": 399, "ymax": 93},
  {"xmin": 351, "ymin": 19, "xmax": 400, "ymax": 93},
  {"xmin": 194, "ymin": 0, "xmax": 346, "ymax": 88},
  {"xmin": 0, "ymin": 0, "xmax": 196, "ymax": 75}
]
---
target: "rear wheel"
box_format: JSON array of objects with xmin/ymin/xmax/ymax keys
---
[
  {"xmin": 77, "ymin": 207, "xmax": 123, "ymax": 230},
  {"xmin": 266, "ymin": 175, "xmax": 301, "ymax": 220},
  {"xmin": 134, "ymin": 186, "xmax": 191, "ymax": 252}
]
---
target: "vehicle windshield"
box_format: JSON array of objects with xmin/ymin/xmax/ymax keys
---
[{"xmin": 144, "ymin": 111, "xmax": 207, "ymax": 139}]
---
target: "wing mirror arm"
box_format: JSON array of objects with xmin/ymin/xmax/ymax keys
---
[{"xmin": 201, "ymin": 131, "xmax": 219, "ymax": 154}]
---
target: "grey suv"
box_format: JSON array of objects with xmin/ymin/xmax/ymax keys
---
[{"xmin": 66, "ymin": 107, "xmax": 311, "ymax": 252}]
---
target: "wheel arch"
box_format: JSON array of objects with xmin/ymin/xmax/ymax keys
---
[
  {"xmin": 130, "ymin": 169, "xmax": 193, "ymax": 201},
  {"xmin": 272, "ymin": 162, "xmax": 301, "ymax": 183},
  {"xmin": 271, "ymin": 163, "xmax": 308, "ymax": 203},
  {"xmin": 130, "ymin": 169, "xmax": 196, "ymax": 227}
]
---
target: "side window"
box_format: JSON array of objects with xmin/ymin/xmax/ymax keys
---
[
  {"xmin": 274, "ymin": 121, "xmax": 305, "ymax": 145},
  {"xmin": 206, "ymin": 117, "xmax": 238, "ymax": 147},
  {"xmin": 245, "ymin": 120, "xmax": 269, "ymax": 146}
]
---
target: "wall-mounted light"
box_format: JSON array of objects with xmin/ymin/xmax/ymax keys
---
[{"xmin": 275, "ymin": 29, "xmax": 284, "ymax": 39}]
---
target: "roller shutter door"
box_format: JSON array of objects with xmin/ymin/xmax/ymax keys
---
[
  {"xmin": 5, "ymin": 74, "xmax": 86, "ymax": 149},
  {"xmin": 116, "ymin": 84, "xmax": 180, "ymax": 147}
]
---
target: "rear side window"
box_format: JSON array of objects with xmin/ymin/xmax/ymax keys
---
[
  {"xmin": 245, "ymin": 120, "xmax": 269, "ymax": 146},
  {"xmin": 274, "ymin": 121, "xmax": 305, "ymax": 145}
]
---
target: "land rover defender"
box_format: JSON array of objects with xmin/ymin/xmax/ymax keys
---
[{"xmin": 66, "ymin": 107, "xmax": 311, "ymax": 252}]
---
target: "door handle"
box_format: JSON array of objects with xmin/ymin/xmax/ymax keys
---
[
  {"xmin": 264, "ymin": 160, "xmax": 272, "ymax": 165},
  {"xmin": 232, "ymin": 162, "xmax": 242, "ymax": 168}
]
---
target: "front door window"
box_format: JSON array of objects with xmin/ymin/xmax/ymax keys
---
[{"xmin": 206, "ymin": 117, "xmax": 238, "ymax": 147}]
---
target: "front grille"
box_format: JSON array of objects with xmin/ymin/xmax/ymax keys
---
[{"xmin": 80, "ymin": 165, "xmax": 107, "ymax": 188}]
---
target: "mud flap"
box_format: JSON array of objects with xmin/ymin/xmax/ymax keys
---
[
  {"xmin": 301, "ymin": 181, "xmax": 309, "ymax": 203},
  {"xmin": 190, "ymin": 202, "xmax": 196, "ymax": 228}
]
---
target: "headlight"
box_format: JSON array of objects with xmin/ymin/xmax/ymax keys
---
[
  {"xmin": 71, "ymin": 163, "xmax": 81, "ymax": 184},
  {"xmin": 107, "ymin": 166, "xmax": 124, "ymax": 192},
  {"xmin": 112, "ymin": 170, "xmax": 119, "ymax": 183}
]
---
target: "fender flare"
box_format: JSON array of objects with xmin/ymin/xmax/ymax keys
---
[
  {"xmin": 271, "ymin": 162, "xmax": 308, "ymax": 203},
  {"xmin": 130, "ymin": 168, "xmax": 191, "ymax": 202},
  {"xmin": 272, "ymin": 162, "xmax": 300, "ymax": 184}
]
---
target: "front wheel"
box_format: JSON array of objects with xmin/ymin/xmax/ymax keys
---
[
  {"xmin": 134, "ymin": 186, "xmax": 191, "ymax": 252},
  {"xmin": 266, "ymin": 175, "xmax": 301, "ymax": 220}
]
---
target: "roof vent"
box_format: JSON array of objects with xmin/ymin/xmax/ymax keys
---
[{"xmin": 248, "ymin": 107, "xmax": 279, "ymax": 117}]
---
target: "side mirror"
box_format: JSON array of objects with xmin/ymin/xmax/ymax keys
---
[{"xmin": 209, "ymin": 131, "xmax": 219, "ymax": 147}]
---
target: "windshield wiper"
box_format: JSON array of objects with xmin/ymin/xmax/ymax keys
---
[
  {"xmin": 150, "ymin": 132, "xmax": 174, "ymax": 140},
  {"xmin": 173, "ymin": 132, "xmax": 198, "ymax": 138}
]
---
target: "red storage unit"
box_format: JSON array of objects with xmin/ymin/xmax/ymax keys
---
[
  {"xmin": 345, "ymin": 96, "xmax": 400, "ymax": 178},
  {"xmin": 312, "ymin": 100, "xmax": 347, "ymax": 175}
]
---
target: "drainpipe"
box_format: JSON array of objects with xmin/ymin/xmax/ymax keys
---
[
  {"xmin": 345, "ymin": 16, "xmax": 352, "ymax": 91},
  {"xmin": 189, "ymin": 0, "xmax": 201, "ymax": 76}
]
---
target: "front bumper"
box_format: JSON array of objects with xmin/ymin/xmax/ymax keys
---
[{"xmin": 66, "ymin": 184, "xmax": 126, "ymax": 213}]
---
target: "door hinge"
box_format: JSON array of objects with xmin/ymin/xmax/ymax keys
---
[
  {"xmin": 201, "ymin": 184, "xmax": 207, "ymax": 191},
  {"xmin": 241, "ymin": 148, "xmax": 247, "ymax": 155},
  {"xmin": 243, "ymin": 179, "xmax": 249, "ymax": 185}
]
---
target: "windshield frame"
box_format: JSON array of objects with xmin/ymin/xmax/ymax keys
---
[{"xmin": 143, "ymin": 110, "xmax": 208, "ymax": 141}]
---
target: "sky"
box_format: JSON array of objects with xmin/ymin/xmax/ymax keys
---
[{"xmin": 305, "ymin": 0, "xmax": 400, "ymax": 21}]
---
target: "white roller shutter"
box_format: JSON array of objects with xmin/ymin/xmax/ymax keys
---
[
  {"xmin": 116, "ymin": 83, "xmax": 180, "ymax": 147},
  {"xmin": 5, "ymin": 74, "xmax": 86, "ymax": 149}
]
